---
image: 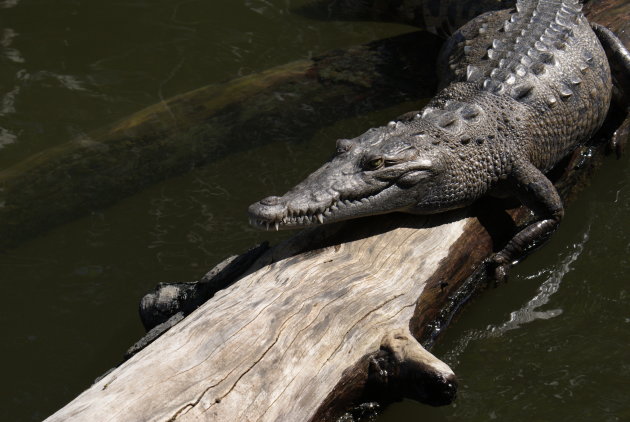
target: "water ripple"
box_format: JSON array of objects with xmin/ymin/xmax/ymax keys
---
[
  {"xmin": 0, "ymin": 85, "xmax": 20, "ymax": 116},
  {"xmin": 0, "ymin": 0, "xmax": 20, "ymax": 9},
  {"xmin": 1, "ymin": 28, "xmax": 24, "ymax": 63},
  {"xmin": 445, "ymin": 227, "xmax": 591, "ymax": 364},
  {"xmin": 245, "ymin": 0, "xmax": 285, "ymax": 16},
  {"xmin": 0, "ymin": 127, "xmax": 17, "ymax": 148}
]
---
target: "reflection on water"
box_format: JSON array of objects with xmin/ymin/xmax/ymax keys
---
[
  {"xmin": 0, "ymin": 0, "xmax": 20, "ymax": 9},
  {"xmin": 0, "ymin": 26, "xmax": 20, "ymax": 147},
  {"xmin": 1, "ymin": 28, "xmax": 22, "ymax": 63},
  {"xmin": 444, "ymin": 228, "xmax": 590, "ymax": 367}
]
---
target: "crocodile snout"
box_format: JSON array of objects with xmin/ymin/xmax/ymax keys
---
[{"xmin": 248, "ymin": 196, "xmax": 288, "ymax": 229}]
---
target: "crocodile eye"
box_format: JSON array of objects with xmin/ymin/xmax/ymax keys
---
[{"xmin": 365, "ymin": 157, "xmax": 384, "ymax": 170}]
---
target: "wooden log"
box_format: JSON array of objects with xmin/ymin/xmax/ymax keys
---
[
  {"xmin": 45, "ymin": 1, "xmax": 630, "ymax": 421},
  {"xmin": 43, "ymin": 211, "xmax": 468, "ymax": 422}
]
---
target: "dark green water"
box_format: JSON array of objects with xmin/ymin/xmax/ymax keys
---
[{"xmin": 0, "ymin": 1, "xmax": 628, "ymax": 421}]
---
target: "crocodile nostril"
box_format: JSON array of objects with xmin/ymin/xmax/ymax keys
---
[{"xmin": 260, "ymin": 196, "xmax": 282, "ymax": 206}]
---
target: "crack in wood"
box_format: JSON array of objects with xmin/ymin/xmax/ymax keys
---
[{"xmin": 199, "ymin": 303, "xmax": 309, "ymax": 416}]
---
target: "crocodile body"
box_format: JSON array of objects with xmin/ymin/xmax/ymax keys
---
[{"xmin": 249, "ymin": 0, "xmax": 630, "ymax": 277}]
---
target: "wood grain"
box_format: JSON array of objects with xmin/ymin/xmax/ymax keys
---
[{"xmin": 47, "ymin": 212, "xmax": 472, "ymax": 421}]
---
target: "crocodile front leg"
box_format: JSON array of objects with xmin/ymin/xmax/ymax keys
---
[{"xmin": 490, "ymin": 159, "xmax": 564, "ymax": 281}]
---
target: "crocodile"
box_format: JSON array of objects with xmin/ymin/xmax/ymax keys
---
[{"xmin": 249, "ymin": 0, "xmax": 630, "ymax": 279}]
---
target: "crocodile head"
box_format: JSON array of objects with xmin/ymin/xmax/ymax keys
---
[{"xmin": 248, "ymin": 124, "xmax": 446, "ymax": 230}]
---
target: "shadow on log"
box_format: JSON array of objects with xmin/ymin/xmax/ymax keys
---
[{"xmin": 45, "ymin": 0, "xmax": 629, "ymax": 421}]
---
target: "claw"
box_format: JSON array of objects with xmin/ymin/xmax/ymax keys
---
[{"xmin": 486, "ymin": 253, "xmax": 510, "ymax": 285}]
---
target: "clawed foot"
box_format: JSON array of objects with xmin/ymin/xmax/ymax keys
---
[{"xmin": 485, "ymin": 253, "xmax": 511, "ymax": 285}]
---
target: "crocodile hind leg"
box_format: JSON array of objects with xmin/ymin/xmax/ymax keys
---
[
  {"xmin": 591, "ymin": 23, "xmax": 630, "ymax": 156},
  {"xmin": 490, "ymin": 160, "xmax": 564, "ymax": 282}
]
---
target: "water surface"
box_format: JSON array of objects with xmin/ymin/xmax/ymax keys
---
[{"xmin": 1, "ymin": 1, "xmax": 628, "ymax": 421}]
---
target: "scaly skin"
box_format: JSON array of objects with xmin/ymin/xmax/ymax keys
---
[{"xmin": 249, "ymin": 0, "xmax": 630, "ymax": 278}]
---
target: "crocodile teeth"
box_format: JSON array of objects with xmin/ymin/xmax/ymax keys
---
[
  {"xmin": 317, "ymin": 214, "xmax": 324, "ymax": 224},
  {"xmin": 275, "ymin": 222, "xmax": 279, "ymax": 231},
  {"xmin": 265, "ymin": 222, "xmax": 270, "ymax": 230}
]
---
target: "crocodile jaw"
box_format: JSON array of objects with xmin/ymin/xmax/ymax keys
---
[
  {"xmin": 248, "ymin": 122, "xmax": 441, "ymax": 230},
  {"xmin": 248, "ymin": 183, "xmax": 407, "ymax": 230}
]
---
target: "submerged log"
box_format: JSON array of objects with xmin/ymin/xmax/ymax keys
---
[
  {"xmin": 0, "ymin": 31, "xmax": 441, "ymax": 250},
  {"xmin": 45, "ymin": 1, "xmax": 629, "ymax": 421}
]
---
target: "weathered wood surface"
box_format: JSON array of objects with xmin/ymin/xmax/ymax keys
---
[
  {"xmin": 45, "ymin": 1, "xmax": 629, "ymax": 421},
  {"xmin": 45, "ymin": 211, "xmax": 473, "ymax": 422}
]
